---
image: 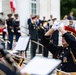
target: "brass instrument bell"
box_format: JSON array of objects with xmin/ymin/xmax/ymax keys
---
[{"xmin": 11, "ymin": 54, "xmax": 24, "ymax": 66}]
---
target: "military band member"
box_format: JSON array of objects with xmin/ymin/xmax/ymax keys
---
[
  {"xmin": 41, "ymin": 21, "xmax": 76, "ymax": 72},
  {"xmin": 42, "ymin": 21, "xmax": 49, "ymax": 57},
  {"xmin": 38, "ymin": 22, "xmax": 45, "ymax": 54},
  {"xmin": 29, "ymin": 16, "xmax": 38, "ymax": 59},
  {"xmin": 6, "ymin": 14, "xmax": 14, "ymax": 50},
  {"xmin": 14, "ymin": 14, "xmax": 21, "ymax": 42},
  {"xmin": 27, "ymin": 14, "xmax": 33, "ymax": 35},
  {"xmin": 50, "ymin": 18, "xmax": 59, "ymax": 45}
]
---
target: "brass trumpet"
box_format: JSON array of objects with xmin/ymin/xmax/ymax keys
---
[{"xmin": 11, "ymin": 54, "xmax": 24, "ymax": 66}]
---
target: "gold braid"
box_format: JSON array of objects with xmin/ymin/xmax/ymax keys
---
[{"xmin": 70, "ymin": 49, "xmax": 76, "ymax": 64}]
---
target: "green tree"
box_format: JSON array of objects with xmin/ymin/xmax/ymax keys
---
[{"xmin": 61, "ymin": 0, "xmax": 76, "ymax": 19}]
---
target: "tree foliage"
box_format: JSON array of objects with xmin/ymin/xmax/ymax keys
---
[{"xmin": 61, "ymin": 0, "xmax": 76, "ymax": 19}]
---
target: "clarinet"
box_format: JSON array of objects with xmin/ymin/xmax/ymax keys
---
[{"xmin": 0, "ymin": 48, "xmax": 22, "ymax": 75}]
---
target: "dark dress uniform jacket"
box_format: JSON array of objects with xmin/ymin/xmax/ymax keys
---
[
  {"xmin": 41, "ymin": 32, "xmax": 76, "ymax": 72},
  {"xmin": 29, "ymin": 22, "xmax": 38, "ymax": 59},
  {"xmin": 29, "ymin": 22, "xmax": 38, "ymax": 41},
  {"xmin": 67, "ymin": 15, "xmax": 75, "ymax": 20},
  {"xmin": 14, "ymin": 20, "xmax": 20, "ymax": 35},
  {"xmin": 27, "ymin": 18, "xmax": 32, "ymax": 34},
  {"xmin": 6, "ymin": 18, "xmax": 14, "ymax": 33}
]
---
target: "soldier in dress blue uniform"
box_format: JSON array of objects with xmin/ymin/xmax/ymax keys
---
[
  {"xmin": 41, "ymin": 22, "xmax": 76, "ymax": 72},
  {"xmin": 6, "ymin": 14, "xmax": 14, "ymax": 50},
  {"xmin": 29, "ymin": 16, "xmax": 38, "ymax": 59},
  {"xmin": 38, "ymin": 22, "xmax": 45, "ymax": 54},
  {"xmin": 27, "ymin": 14, "xmax": 33, "ymax": 35},
  {"xmin": 14, "ymin": 14, "xmax": 21, "ymax": 42},
  {"xmin": 50, "ymin": 18, "xmax": 59, "ymax": 45}
]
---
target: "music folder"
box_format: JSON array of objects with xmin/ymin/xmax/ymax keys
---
[
  {"xmin": 14, "ymin": 36, "xmax": 30, "ymax": 51},
  {"xmin": 21, "ymin": 56, "xmax": 61, "ymax": 75}
]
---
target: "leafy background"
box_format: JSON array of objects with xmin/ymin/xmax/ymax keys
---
[{"xmin": 61, "ymin": 0, "xmax": 76, "ymax": 19}]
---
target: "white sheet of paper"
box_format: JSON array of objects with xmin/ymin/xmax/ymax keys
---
[
  {"xmin": 21, "ymin": 56, "xmax": 61, "ymax": 75},
  {"xmin": 14, "ymin": 36, "xmax": 30, "ymax": 51}
]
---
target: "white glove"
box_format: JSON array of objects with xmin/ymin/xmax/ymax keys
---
[
  {"xmin": 52, "ymin": 24, "xmax": 57, "ymax": 30},
  {"xmin": 52, "ymin": 22, "xmax": 64, "ymax": 30}
]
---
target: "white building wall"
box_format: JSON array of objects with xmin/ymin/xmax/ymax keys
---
[
  {"xmin": 2, "ymin": 0, "xmax": 11, "ymax": 18},
  {"xmin": 50, "ymin": 0, "xmax": 60, "ymax": 20},
  {"xmin": 47, "ymin": 0, "xmax": 51, "ymax": 19},
  {"xmin": 16, "ymin": 0, "xmax": 30, "ymax": 26},
  {"xmin": 40, "ymin": 0, "xmax": 48, "ymax": 20},
  {"xmin": 15, "ymin": 0, "xmax": 30, "ymax": 35},
  {"xmin": 40, "ymin": 0, "xmax": 60, "ymax": 20},
  {"xmin": 0, "ymin": 0, "xmax": 2, "ymax": 12}
]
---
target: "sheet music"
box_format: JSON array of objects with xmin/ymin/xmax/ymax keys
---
[
  {"xmin": 14, "ymin": 36, "xmax": 30, "ymax": 51},
  {"xmin": 21, "ymin": 56, "xmax": 61, "ymax": 75}
]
